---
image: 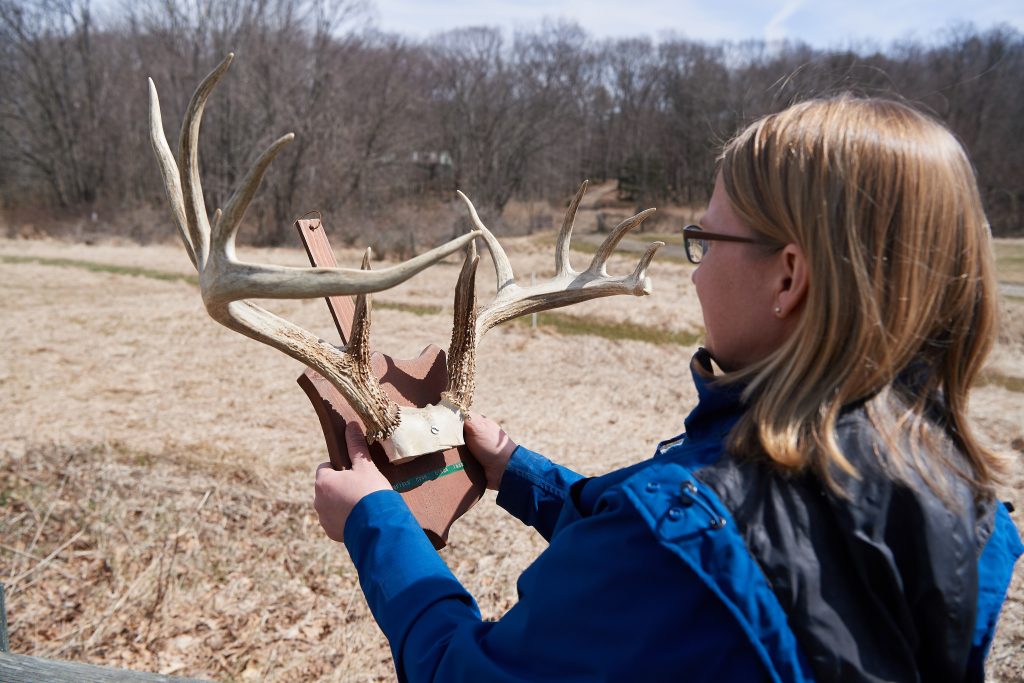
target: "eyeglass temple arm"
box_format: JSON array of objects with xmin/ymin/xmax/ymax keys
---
[{"xmin": 681, "ymin": 226, "xmax": 760, "ymax": 244}]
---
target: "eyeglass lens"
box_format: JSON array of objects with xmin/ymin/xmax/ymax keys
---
[
  {"xmin": 684, "ymin": 228, "xmax": 707, "ymax": 264},
  {"xmin": 689, "ymin": 239, "xmax": 707, "ymax": 263}
]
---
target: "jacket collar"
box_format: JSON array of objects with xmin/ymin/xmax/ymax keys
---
[{"xmin": 683, "ymin": 348, "xmax": 747, "ymax": 440}]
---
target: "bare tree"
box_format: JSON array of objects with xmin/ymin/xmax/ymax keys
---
[
  {"xmin": 428, "ymin": 24, "xmax": 586, "ymax": 229},
  {"xmin": 0, "ymin": 10, "xmax": 1020, "ymax": 238},
  {"xmin": 0, "ymin": 0, "xmax": 118, "ymax": 208},
  {"xmin": 597, "ymin": 38, "xmax": 664, "ymax": 211}
]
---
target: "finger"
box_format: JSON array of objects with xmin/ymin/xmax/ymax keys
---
[
  {"xmin": 344, "ymin": 422, "xmax": 374, "ymax": 469},
  {"xmin": 313, "ymin": 463, "xmax": 336, "ymax": 509}
]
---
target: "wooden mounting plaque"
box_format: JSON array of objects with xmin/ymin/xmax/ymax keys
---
[{"xmin": 294, "ymin": 218, "xmax": 486, "ymax": 549}]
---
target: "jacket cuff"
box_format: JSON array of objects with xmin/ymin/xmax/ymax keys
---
[{"xmin": 496, "ymin": 445, "xmax": 584, "ymax": 540}]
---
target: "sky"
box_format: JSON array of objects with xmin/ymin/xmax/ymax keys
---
[{"xmin": 368, "ymin": 0, "xmax": 1024, "ymax": 48}]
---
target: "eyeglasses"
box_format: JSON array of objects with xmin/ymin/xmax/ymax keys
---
[{"xmin": 681, "ymin": 225, "xmax": 776, "ymax": 265}]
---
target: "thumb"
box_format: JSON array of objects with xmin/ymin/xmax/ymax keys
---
[
  {"xmin": 344, "ymin": 422, "xmax": 375, "ymax": 470},
  {"xmin": 463, "ymin": 411, "xmax": 487, "ymax": 437}
]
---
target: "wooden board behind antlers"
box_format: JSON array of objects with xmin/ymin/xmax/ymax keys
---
[{"xmin": 294, "ymin": 218, "xmax": 487, "ymax": 550}]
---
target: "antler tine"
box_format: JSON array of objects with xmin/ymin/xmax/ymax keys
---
[
  {"xmin": 630, "ymin": 240, "xmax": 664, "ymax": 283},
  {"xmin": 148, "ymin": 77, "xmax": 196, "ymax": 269},
  {"xmin": 213, "ymin": 131, "xmax": 295, "ymax": 261},
  {"xmin": 347, "ymin": 248, "xmax": 374, "ymax": 368},
  {"xmin": 555, "ymin": 180, "xmax": 589, "ymax": 278},
  {"xmin": 456, "ymin": 190, "xmax": 515, "ymax": 292},
  {"xmin": 442, "ymin": 239, "xmax": 480, "ymax": 411},
  {"xmin": 178, "ymin": 52, "xmax": 235, "ymax": 269},
  {"xmin": 344, "ymin": 248, "xmax": 401, "ymax": 443},
  {"xmin": 587, "ymin": 208, "xmax": 657, "ymax": 277}
]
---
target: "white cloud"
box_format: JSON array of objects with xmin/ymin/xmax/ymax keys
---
[{"xmin": 764, "ymin": 0, "xmax": 806, "ymax": 42}]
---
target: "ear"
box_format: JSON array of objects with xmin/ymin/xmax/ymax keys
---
[{"xmin": 774, "ymin": 242, "xmax": 808, "ymax": 318}]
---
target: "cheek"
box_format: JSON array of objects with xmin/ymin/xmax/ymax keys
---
[
  {"xmin": 691, "ymin": 266, "xmax": 716, "ymax": 335},
  {"xmin": 691, "ymin": 263, "xmax": 707, "ymax": 299},
  {"xmin": 691, "ymin": 262, "xmax": 721, "ymax": 310}
]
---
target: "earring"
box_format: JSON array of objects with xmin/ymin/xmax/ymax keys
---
[{"xmin": 773, "ymin": 306, "xmax": 782, "ymax": 316}]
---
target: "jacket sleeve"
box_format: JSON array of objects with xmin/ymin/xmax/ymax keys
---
[
  {"xmin": 494, "ymin": 445, "xmax": 584, "ymax": 541},
  {"xmin": 343, "ymin": 488, "xmax": 768, "ymax": 683},
  {"xmin": 968, "ymin": 502, "xmax": 1024, "ymax": 677}
]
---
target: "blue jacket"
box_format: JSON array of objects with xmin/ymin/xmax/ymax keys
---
[{"xmin": 343, "ymin": 355, "xmax": 1023, "ymax": 682}]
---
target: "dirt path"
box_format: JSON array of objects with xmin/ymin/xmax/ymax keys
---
[
  {"xmin": 1002, "ymin": 282, "xmax": 1024, "ymax": 299},
  {"xmin": 577, "ymin": 232, "xmax": 687, "ymax": 259}
]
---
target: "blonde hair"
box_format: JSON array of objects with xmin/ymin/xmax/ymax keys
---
[{"xmin": 719, "ymin": 96, "xmax": 1001, "ymax": 499}]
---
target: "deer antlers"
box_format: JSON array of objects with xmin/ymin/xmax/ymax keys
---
[
  {"xmin": 149, "ymin": 53, "xmax": 663, "ymax": 464},
  {"xmin": 148, "ymin": 53, "xmax": 478, "ymax": 447}
]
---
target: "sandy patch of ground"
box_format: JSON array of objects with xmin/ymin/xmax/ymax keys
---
[{"xmin": 1, "ymin": 236, "xmax": 1021, "ymax": 681}]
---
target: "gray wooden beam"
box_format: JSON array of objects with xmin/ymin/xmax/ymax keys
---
[
  {"xmin": 0, "ymin": 652, "xmax": 212, "ymax": 682},
  {"xmin": 0, "ymin": 583, "xmax": 8, "ymax": 653}
]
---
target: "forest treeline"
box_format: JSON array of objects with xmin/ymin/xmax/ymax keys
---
[{"xmin": 1, "ymin": 0, "xmax": 1022, "ymax": 251}]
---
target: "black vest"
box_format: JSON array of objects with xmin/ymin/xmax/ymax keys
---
[{"xmin": 696, "ymin": 408, "xmax": 995, "ymax": 682}]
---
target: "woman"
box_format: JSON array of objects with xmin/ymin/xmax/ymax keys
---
[{"xmin": 314, "ymin": 96, "xmax": 1022, "ymax": 682}]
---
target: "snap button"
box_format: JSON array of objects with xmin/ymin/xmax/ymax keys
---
[
  {"xmin": 667, "ymin": 507, "xmax": 682, "ymax": 520},
  {"xmin": 709, "ymin": 517, "xmax": 727, "ymax": 530},
  {"xmin": 678, "ymin": 481, "xmax": 697, "ymax": 506},
  {"xmin": 645, "ymin": 482, "xmax": 660, "ymax": 493}
]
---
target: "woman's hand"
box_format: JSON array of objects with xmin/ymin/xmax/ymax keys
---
[
  {"xmin": 463, "ymin": 412, "xmax": 517, "ymax": 491},
  {"xmin": 314, "ymin": 423, "xmax": 391, "ymax": 543}
]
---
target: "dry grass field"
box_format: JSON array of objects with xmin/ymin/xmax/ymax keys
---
[{"xmin": 1, "ymin": 233, "xmax": 1023, "ymax": 682}]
